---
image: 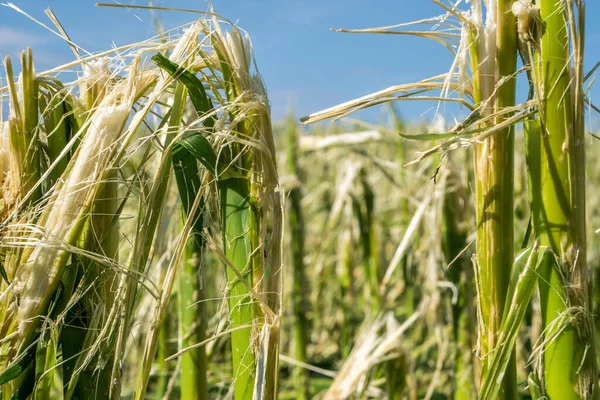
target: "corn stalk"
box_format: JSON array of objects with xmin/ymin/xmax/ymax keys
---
[
  {"xmin": 211, "ymin": 25, "xmax": 283, "ymax": 398},
  {"xmin": 286, "ymin": 116, "xmax": 310, "ymax": 400},
  {"xmin": 144, "ymin": 18, "xmax": 284, "ymax": 399},
  {"xmin": 466, "ymin": 1, "xmax": 518, "ymax": 396},
  {"xmin": 524, "ymin": 0, "xmax": 597, "ymax": 397}
]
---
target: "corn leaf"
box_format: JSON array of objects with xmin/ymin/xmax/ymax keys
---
[
  {"xmin": 170, "ymin": 82, "xmax": 206, "ymax": 247},
  {"xmin": 151, "ymin": 53, "xmax": 214, "ymax": 126},
  {"xmin": 479, "ymin": 243, "xmax": 549, "ymax": 400},
  {"xmin": 0, "ymin": 347, "xmax": 34, "ymax": 386},
  {"xmin": 175, "ymin": 134, "xmax": 218, "ymax": 177},
  {"xmin": 10, "ymin": 364, "xmax": 35, "ymax": 400},
  {"xmin": 0, "ymin": 258, "xmax": 9, "ymax": 284},
  {"xmin": 398, "ymin": 131, "xmax": 456, "ymax": 141},
  {"xmin": 34, "ymin": 326, "xmax": 58, "ymax": 400},
  {"xmin": 151, "ymin": 53, "xmax": 220, "ymax": 177}
]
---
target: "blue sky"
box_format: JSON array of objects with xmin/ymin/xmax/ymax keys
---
[{"xmin": 1, "ymin": 1, "xmax": 599, "ymax": 126}]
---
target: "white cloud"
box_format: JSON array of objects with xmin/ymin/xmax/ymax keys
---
[{"xmin": 0, "ymin": 27, "xmax": 46, "ymax": 49}]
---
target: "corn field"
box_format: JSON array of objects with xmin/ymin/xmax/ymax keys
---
[{"xmin": 0, "ymin": 1, "xmax": 599, "ymax": 399}]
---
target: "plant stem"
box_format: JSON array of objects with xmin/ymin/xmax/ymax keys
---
[
  {"xmin": 338, "ymin": 229, "xmax": 355, "ymax": 359},
  {"xmin": 219, "ymin": 176, "xmax": 255, "ymax": 399},
  {"xmin": 286, "ymin": 117, "xmax": 310, "ymax": 400},
  {"xmin": 531, "ymin": 1, "xmax": 597, "ymax": 397},
  {"xmin": 358, "ymin": 170, "xmax": 380, "ymax": 310},
  {"xmin": 471, "ymin": 1, "xmax": 518, "ymax": 396},
  {"xmin": 172, "ymin": 94, "xmax": 209, "ymax": 399},
  {"xmin": 178, "ymin": 240, "xmax": 208, "ymax": 400}
]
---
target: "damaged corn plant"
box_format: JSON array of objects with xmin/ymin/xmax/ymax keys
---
[
  {"xmin": 0, "ymin": 7, "xmax": 282, "ymax": 400},
  {"xmin": 302, "ymin": 0, "xmax": 597, "ymax": 398},
  {"xmin": 2, "ymin": 1, "xmax": 600, "ymax": 399}
]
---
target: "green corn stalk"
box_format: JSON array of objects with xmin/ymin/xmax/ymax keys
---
[
  {"xmin": 526, "ymin": 0, "xmax": 597, "ymax": 397},
  {"xmin": 211, "ymin": 24, "xmax": 283, "ymax": 400},
  {"xmin": 150, "ymin": 44, "xmax": 257, "ymax": 399},
  {"xmin": 116, "ymin": 27, "xmax": 207, "ymax": 400},
  {"xmin": 390, "ymin": 108, "xmax": 413, "ymax": 317},
  {"xmin": 177, "ymin": 239, "xmax": 208, "ymax": 400},
  {"xmin": 220, "ymin": 174, "xmax": 255, "ymax": 399},
  {"xmin": 355, "ymin": 169, "xmax": 380, "ymax": 311},
  {"xmin": 338, "ymin": 228, "xmax": 355, "ymax": 359},
  {"xmin": 468, "ymin": 1, "xmax": 518, "ymax": 396},
  {"xmin": 151, "ymin": 46, "xmax": 257, "ymax": 399},
  {"xmin": 171, "ymin": 82, "xmax": 209, "ymax": 400},
  {"xmin": 217, "ymin": 121, "xmax": 280, "ymax": 400},
  {"xmin": 286, "ymin": 116, "xmax": 310, "ymax": 400},
  {"xmin": 148, "ymin": 20, "xmax": 283, "ymax": 398}
]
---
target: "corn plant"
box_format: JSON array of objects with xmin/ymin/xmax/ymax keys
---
[
  {"xmin": 285, "ymin": 116, "xmax": 310, "ymax": 400},
  {"xmin": 132, "ymin": 16, "xmax": 283, "ymax": 400},
  {"xmin": 2, "ymin": 1, "xmax": 600, "ymax": 399},
  {"xmin": 301, "ymin": 0, "xmax": 544, "ymax": 397},
  {"xmin": 207, "ymin": 21, "xmax": 283, "ymax": 400},
  {"xmin": 0, "ymin": 52, "xmax": 144, "ymax": 399},
  {"xmin": 171, "ymin": 79, "xmax": 209, "ymax": 400},
  {"xmin": 520, "ymin": 0, "xmax": 597, "ymax": 397},
  {"xmin": 0, "ymin": 13, "xmax": 222, "ymax": 399},
  {"xmin": 468, "ymin": 2, "xmax": 519, "ymax": 396}
]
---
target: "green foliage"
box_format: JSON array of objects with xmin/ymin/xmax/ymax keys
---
[{"xmin": 0, "ymin": 3, "xmax": 597, "ymax": 400}]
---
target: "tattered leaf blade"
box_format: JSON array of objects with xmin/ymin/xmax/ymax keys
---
[
  {"xmin": 151, "ymin": 53, "xmax": 214, "ymax": 126},
  {"xmin": 0, "ymin": 347, "xmax": 35, "ymax": 386},
  {"xmin": 175, "ymin": 134, "xmax": 218, "ymax": 176},
  {"xmin": 479, "ymin": 245, "xmax": 549, "ymax": 400}
]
